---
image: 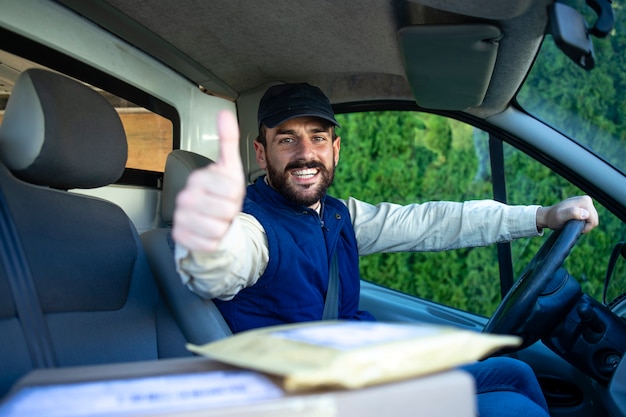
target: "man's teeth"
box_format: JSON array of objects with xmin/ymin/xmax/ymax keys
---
[{"xmin": 293, "ymin": 168, "xmax": 317, "ymax": 178}]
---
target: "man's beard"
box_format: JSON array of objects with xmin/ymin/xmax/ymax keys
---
[{"xmin": 265, "ymin": 158, "xmax": 335, "ymax": 207}]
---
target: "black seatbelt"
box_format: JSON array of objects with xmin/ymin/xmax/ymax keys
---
[
  {"xmin": 0, "ymin": 184, "xmax": 57, "ymax": 368},
  {"xmin": 489, "ymin": 135, "xmax": 514, "ymax": 297},
  {"xmin": 322, "ymin": 252, "xmax": 339, "ymax": 320}
]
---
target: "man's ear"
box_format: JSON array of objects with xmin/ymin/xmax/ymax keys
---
[
  {"xmin": 333, "ymin": 136, "xmax": 341, "ymax": 166},
  {"xmin": 254, "ymin": 140, "xmax": 267, "ymax": 169}
]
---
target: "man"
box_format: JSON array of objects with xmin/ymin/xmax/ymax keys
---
[{"xmin": 172, "ymin": 83, "xmax": 598, "ymax": 416}]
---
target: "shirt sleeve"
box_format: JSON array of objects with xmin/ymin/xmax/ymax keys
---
[
  {"xmin": 175, "ymin": 212, "xmax": 269, "ymax": 300},
  {"xmin": 343, "ymin": 197, "xmax": 542, "ymax": 256}
]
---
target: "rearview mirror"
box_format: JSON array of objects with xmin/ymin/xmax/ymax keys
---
[
  {"xmin": 603, "ymin": 242, "xmax": 626, "ymax": 306},
  {"xmin": 548, "ymin": 2, "xmax": 595, "ymax": 70}
]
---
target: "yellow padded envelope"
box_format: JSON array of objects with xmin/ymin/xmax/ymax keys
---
[{"xmin": 188, "ymin": 321, "xmax": 521, "ymax": 392}]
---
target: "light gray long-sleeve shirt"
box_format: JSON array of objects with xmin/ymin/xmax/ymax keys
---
[{"xmin": 175, "ymin": 197, "xmax": 542, "ymax": 300}]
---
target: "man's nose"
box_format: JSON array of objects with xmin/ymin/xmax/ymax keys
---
[{"xmin": 295, "ymin": 138, "xmax": 315, "ymax": 159}]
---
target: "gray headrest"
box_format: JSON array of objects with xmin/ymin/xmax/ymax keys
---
[
  {"xmin": 0, "ymin": 69, "xmax": 127, "ymax": 189},
  {"xmin": 161, "ymin": 150, "xmax": 213, "ymax": 226}
]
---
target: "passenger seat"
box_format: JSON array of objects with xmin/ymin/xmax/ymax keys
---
[
  {"xmin": 140, "ymin": 150, "xmax": 233, "ymax": 346},
  {"xmin": 0, "ymin": 69, "xmax": 190, "ymax": 397}
]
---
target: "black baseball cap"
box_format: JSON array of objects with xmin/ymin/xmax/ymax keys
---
[{"xmin": 257, "ymin": 83, "xmax": 340, "ymax": 128}]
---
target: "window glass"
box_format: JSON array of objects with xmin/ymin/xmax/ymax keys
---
[
  {"xmin": 517, "ymin": 0, "xmax": 625, "ymax": 175},
  {"xmin": 116, "ymin": 106, "xmax": 173, "ymax": 172},
  {"xmin": 331, "ymin": 110, "xmax": 623, "ymax": 317},
  {"xmin": 503, "ymin": 143, "xmax": 626, "ymax": 301},
  {"xmin": 330, "ymin": 111, "xmax": 501, "ymax": 317}
]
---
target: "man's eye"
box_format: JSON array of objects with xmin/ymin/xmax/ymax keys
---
[
  {"xmin": 313, "ymin": 136, "xmax": 326, "ymax": 142},
  {"xmin": 278, "ymin": 137, "xmax": 294, "ymax": 144}
]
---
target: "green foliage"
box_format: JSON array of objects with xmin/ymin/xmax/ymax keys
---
[{"xmin": 330, "ymin": 111, "xmax": 503, "ymax": 316}]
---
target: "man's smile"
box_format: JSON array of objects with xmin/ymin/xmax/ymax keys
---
[{"xmin": 291, "ymin": 168, "xmax": 319, "ymax": 181}]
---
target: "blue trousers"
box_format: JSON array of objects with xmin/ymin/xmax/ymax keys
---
[{"xmin": 462, "ymin": 357, "xmax": 550, "ymax": 417}]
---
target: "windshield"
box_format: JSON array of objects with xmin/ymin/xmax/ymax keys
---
[{"xmin": 517, "ymin": 0, "xmax": 625, "ymax": 174}]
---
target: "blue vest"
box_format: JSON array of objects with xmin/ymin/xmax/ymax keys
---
[{"xmin": 214, "ymin": 176, "xmax": 375, "ymax": 333}]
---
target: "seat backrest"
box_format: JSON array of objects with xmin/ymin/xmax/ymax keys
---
[
  {"xmin": 0, "ymin": 69, "xmax": 190, "ymax": 398},
  {"xmin": 141, "ymin": 149, "xmax": 233, "ymax": 345}
]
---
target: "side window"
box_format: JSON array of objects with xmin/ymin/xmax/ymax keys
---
[
  {"xmin": 504, "ymin": 143, "xmax": 624, "ymax": 302},
  {"xmin": 110, "ymin": 97, "xmax": 173, "ymax": 173},
  {"xmin": 331, "ymin": 110, "xmax": 617, "ymax": 317},
  {"xmin": 330, "ymin": 111, "xmax": 499, "ymax": 317}
]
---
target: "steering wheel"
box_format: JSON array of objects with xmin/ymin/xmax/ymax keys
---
[{"xmin": 483, "ymin": 219, "xmax": 586, "ymax": 348}]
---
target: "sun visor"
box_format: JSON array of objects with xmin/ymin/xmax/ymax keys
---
[{"xmin": 398, "ymin": 24, "xmax": 501, "ymax": 111}]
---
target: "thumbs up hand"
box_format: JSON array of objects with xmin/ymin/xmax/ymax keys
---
[{"xmin": 172, "ymin": 110, "xmax": 246, "ymax": 252}]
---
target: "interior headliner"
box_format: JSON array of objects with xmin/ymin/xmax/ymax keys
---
[{"xmin": 14, "ymin": 0, "xmax": 553, "ymax": 117}]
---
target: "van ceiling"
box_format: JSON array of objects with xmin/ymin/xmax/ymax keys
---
[{"xmin": 34, "ymin": 1, "xmax": 550, "ymax": 114}]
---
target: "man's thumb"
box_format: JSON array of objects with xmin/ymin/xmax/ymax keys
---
[{"xmin": 216, "ymin": 110, "xmax": 242, "ymax": 167}]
